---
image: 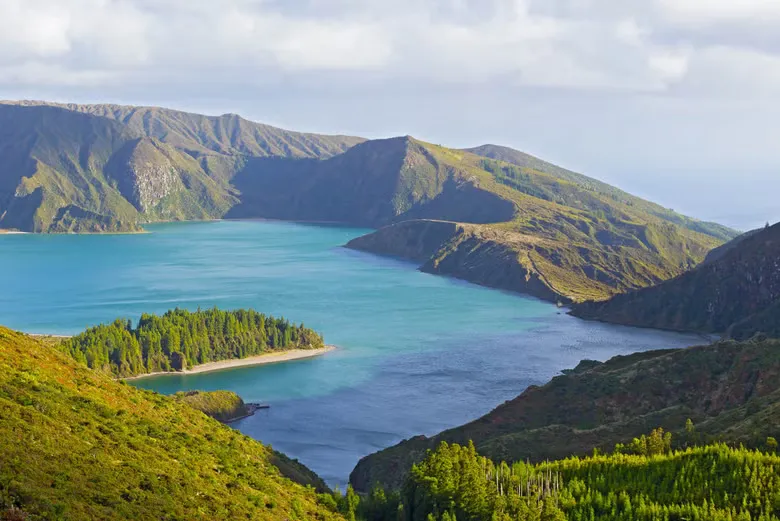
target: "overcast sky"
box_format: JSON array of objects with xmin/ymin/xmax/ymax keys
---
[{"xmin": 1, "ymin": 0, "xmax": 778, "ymax": 230}]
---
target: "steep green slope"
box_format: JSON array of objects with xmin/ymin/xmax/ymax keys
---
[
  {"xmin": 0, "ymin": 101, "xmax": 363, "ymax": 233},
  {"xmin": 572, "ymin": 222, "xmax": 780, "ymax": 337},
  {"xmin": 350, "ymin": 337, "xmax": 780, "ymax": 492},
  {"xmin": 465, "ymin": 144, "xmax": 736, "ymax": 242},
  {"xmin": 6, "ymin": 101, "xmax": 365, "ymax": 160},
  {"xmin": 0, "ymin": 104, "xmax": 141, "ymax": 232},
  {"xmin": 0, "ymin": 327, "xmax": 344, "ymax": 520},
  {"xmin": 174, "ymin": 390, "xmax": 331, "ymax": 493},
  {"xmin": 703, "ymin": 226, "xmax": 763, "ymax": 264},
  {"xmin": 0, "ymin": 105, "xmax": 235, "ymax": 232},
  {"xmin": 228, "ymin": 137, "xmax": 515, "ymax": 227},
  {"xmin": 339, "ymin": 139, "xmax": 732, "ymax": 302}
]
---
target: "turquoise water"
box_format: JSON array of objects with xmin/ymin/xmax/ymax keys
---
[{"xmin": 0, "ymin": 221, "xmax": 706, "ymax": 487}]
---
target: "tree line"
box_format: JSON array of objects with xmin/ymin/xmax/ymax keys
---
[
  {"xmin": 331, "ymin": 428, "xmax": 780, "ymax": 521},
  {"xmin": 62, "ymin": 308, "xmax": 324, "ymax": 377}
]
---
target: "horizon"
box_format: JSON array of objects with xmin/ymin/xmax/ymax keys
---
[{"xmin": 2, "ymin": 0, "xmax": 779, "ymax": 230}]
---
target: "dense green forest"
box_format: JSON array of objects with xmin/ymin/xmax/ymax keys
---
[
  {"xmin": 348, "ymin": 434, "xmax": 780, "ymax": 521},
  {"xmin": 62, "ymin": 308, "xmax": 324, "ymax": 377}
]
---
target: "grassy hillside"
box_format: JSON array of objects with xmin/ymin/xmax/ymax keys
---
[
  {"xmin": 350, "ymin": 337, "xmax": 780, "ymax": 492},
  {"xmin": 572, "ymin": 222, "xmax": 780, "ymax": 336},
  {"xmin": 0, "ymin": 326, "xmax": 344, "ymax": 520},
  {"xmin": 0, "ymin": 104, "xmax": 238, "ymax": 232},
  {"xmin": 6, "ymin": 101, "xmax": 364, "ymax": 160},
  {"xmin": 174, "ymin": 390, "xmax": 332, "ymax": 493},
  {"xmin": 174, "ymin": 390, "xmax": 251, "ymax": 423},
  {"xmin": 465, "ymin": 144, "xmax": 735, "ymax": 242},
  {"xmin": 341, "ymin": 139, "xmax": 734, "ymax": 302},
  {"xmin": 0, "ymin": 102, "xmax": 362, "ymax": 233}
]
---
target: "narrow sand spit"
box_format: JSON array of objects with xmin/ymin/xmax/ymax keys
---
[{"xmin": 123, "ymin": 345, "xmax": 337, "ymax": 381}]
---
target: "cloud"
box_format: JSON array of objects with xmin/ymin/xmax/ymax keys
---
[
  {"xmin": 0, "ymin": 0, "xmax": 778, "ymax": 227},
  {"xmin": 2, "ymin": 0, "xmax": 767, "ymax": 95},
  {"xmin": 657, "ymin": 0, "xmax": 780, "ymax": 24}
]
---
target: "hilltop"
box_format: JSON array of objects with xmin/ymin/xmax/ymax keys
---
[
  {"xmin": 0, "ymin": 326, "xmax": 343, "ymax": 520},
  {"xmin": 572, "ymin": 221, "xmax": 780, "ymax": 336},
  {"xmin": 350, "ymin": 337, "xmax": 780, "ymax": 492},
  {"xmin": 0, "ymin": 101, "xmax": 738, "ymax": 301}
]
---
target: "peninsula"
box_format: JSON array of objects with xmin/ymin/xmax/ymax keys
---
[{"xmin": 124, "ymin": 345, "xmax": 336, "ymax": 380}]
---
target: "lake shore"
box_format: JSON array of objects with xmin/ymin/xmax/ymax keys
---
[{"xmin": 123, "ymin": 345, "xmax": 337, "ymax": 381}]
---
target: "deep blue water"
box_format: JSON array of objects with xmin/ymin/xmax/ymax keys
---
[{"xmin": 0, "ymin": 221, "xmax": 707, "ymax": 487}]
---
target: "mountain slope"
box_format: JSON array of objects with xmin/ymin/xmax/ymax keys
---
[
  {"xmin": 0, "ymin": 102, "xmax": 362, "ymax": 232},
  {"xmin": 6, "ymin": 100, "xmax": 365, "ymax": 160},
  {"xmin": 228, "ymin": 137, "xmax": 515, "ymax": 227},
  {"xmin": 0, "ymin": 104, "xmax": 144, "ymax": 232},
  {"xmin": 350, "ymin": 337, "xmax": 780, "ymax": 492},
  {"xmin": 465, "ymin": 144, "xmax": 736, "ymax": 242},
  {"xmin": 572, "ymin": 221, "xmax": 780, "ymax": 336},
  {"xmin": 338, "ymin": 139, "xmax": 734, "ymax": 302},
  {"xmin": 0, "ymin": 326, "xmax": 342, "ymax": 520}
]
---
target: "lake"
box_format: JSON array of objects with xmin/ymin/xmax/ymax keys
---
[{"xmin": 0, "ymin": 220, "xmax": 707, "ymax": 487}]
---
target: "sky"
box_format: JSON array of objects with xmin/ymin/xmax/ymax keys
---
[{"xmin": 0, "ymin": 0, "xmax": 778, "ymax": 230}]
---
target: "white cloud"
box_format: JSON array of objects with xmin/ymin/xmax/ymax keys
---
[
  {"xmin": 657, "ymin": 0, "xmax": 780, "ymax": 24},
  {"xmin": 0, "ymin": 0, "xmax": 779, "ymax": 100}
]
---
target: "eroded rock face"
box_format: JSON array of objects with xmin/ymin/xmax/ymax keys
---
[
  {"xmin": 125, "ymin": 161, "xmax": 179, "ymax": 213},
  {"xmin": 106, "ymin": 138, "xmax": 181, "ymax": 213}
]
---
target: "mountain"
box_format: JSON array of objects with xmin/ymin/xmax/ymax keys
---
[
  {"xmin": 227, "ymin": 137, "xmax": 516, "ymax": 227},
  {"xmin": 702, "ymin": 226, "xmax": 763, "ymax": 264},
  {"xmin": 465, "ymin": 144, "xmax": 736, "ymax": 242},
  {"xmin": 338, "ymin": 139, "xmax": 736, "ymax": 302},
  {"xmin": 571, "ymin": 222, "xmax": 780, "ymax": 337},
  {"xmin": 0, "ymin": 326, "xmax": 343, "ymax": 520},
  {"xmin": 5, "ymin": 100, "xmax": 365, "ymax": 160},
  {"xmin": 0, "ymin": 101, "xmax": 738, "ymax": 302},
  {"xmin": 349, "ymin": 337, "xmax": 780, "ymax": 492},
  {"xmin": 0, "ymin": 102, "xmax": 362, "ymax": 232}
]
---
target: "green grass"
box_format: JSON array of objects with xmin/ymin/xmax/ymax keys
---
[
  {"xmin": 0, "ymin": 327, "xmax": 344, "ymax": 521},
  {"xmin": 173, "ymin": 390, "xmax": 250, "ymax": 423}
]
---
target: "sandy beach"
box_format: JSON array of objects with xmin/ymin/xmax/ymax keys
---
[{"xmin": 123, "ymin": 345, "xmax": 336, "ymax": 381}]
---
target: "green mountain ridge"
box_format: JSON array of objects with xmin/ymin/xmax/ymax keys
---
[
  {"xmin": 464, "ymin": 144, "xmax": 735, "ymax": 242},
  {"xmin": 0, "ymin": 326, "xmax": 344, "ymax": 520},
  {"xmin": 0, "ymin": 101, "xmax": 362, "ymax": 232},
  {"xmin": 0, "ymin": 101, "xmax": 739, "ymax": 302},
  {"xmin": 572, "ymin": 221, "xmax": 780, "ymax": 336},
  {"xmin": 341, "ymin": 139, "xmax": 735, "ymax": 302},
  {"xmin": 349, "ymin": 337, "xmax": 780, "ymax": 493},
  {"xmin": 3, "ymin": 100, "xmax": 365, "ymax": 159}
]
